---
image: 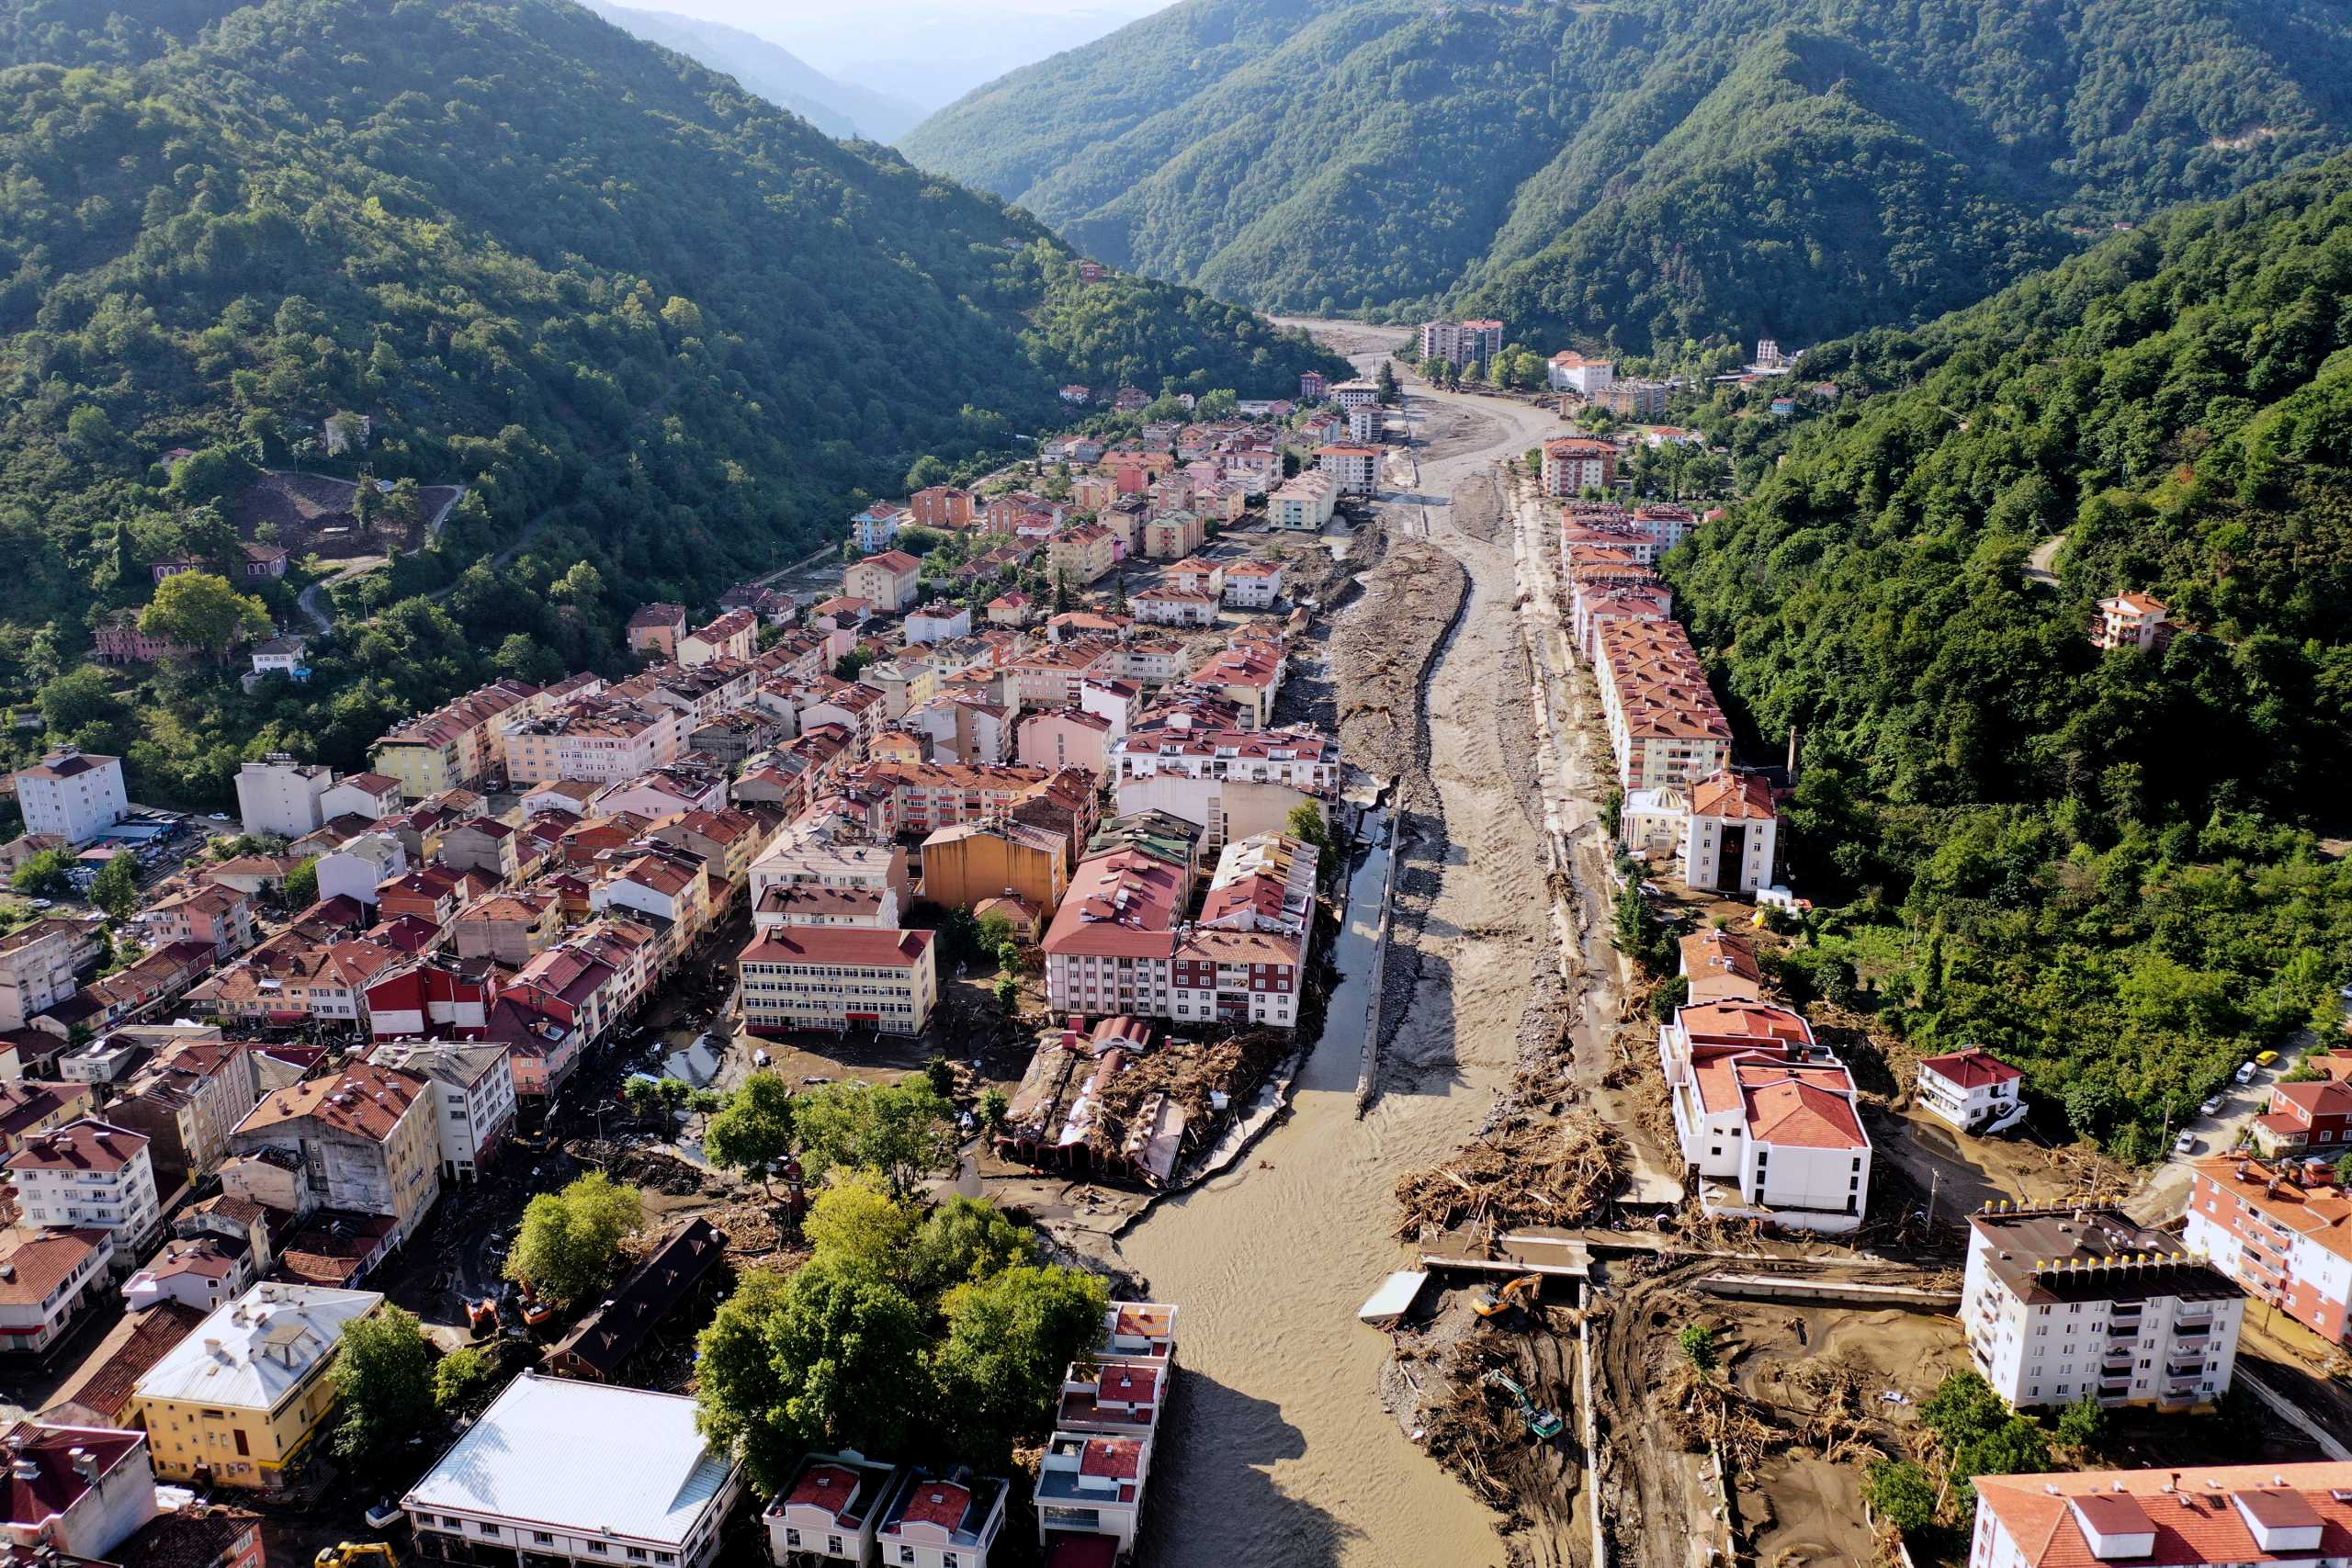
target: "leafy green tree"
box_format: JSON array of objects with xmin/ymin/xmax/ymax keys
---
[
  {"xmin": 978, "ymin": 1088, "xmax": 1010, "ymax": 1129},
  {"xmin": 91, "ymin": 852, "xmax": 140, "ymax": 919},
  {"xmin": 2053, "ymin": 1393, "xmax": 2107, "ymax": 1455},
  {"xmin": 1678, "ymin": 1323, "xmax": 1717, "ymax": 1373},
  {"xmin": 623, "ymin": 1077, "xmax": 663, "ymax": 1119},
  {"xmin": 140, "ymin": 571, "xmax": 270, "ymax": 656},
  {"xmin": 504, "ymin": 1173, "xmax": 644, "ymax": 1303},
  {"xmin": 704, "ymin": 1071, "xmax": 797, "ymax": 1190},
  {"xmin": 976, "ymin": 908, "xmax": 1016, "ymax": 952},
  {"xmin": 432, "ymin": 1344, "xmax": 505, "ymax": 1416},
  {"xmin": 995, "ymin": 974, "xmax": 1022, "ymax": 1014},
  {"xmin": 331, "ymin": 1304, "xmax": 435, "ymax": 1463},
  {"xmin": 39, "ymin": 667, "xmax": 122, "ymax": 736},
  {"xmin": 802, "ymin": 1172, "xmax": 917, "ymax": 1279},
  {"xmin": 793, "ymin": 1079, "xmax": 959, "ymax": 1198},
  {"xmin": 65, "ymin": 404, "xmax": 119, "ymax": 457},
  {"xmin": 283, "ymin": 857, "xmax": 319, "ymax": 908},
  {"xmin": 910, "ymin": 1196, "xmax": 1035, "ymax": 1293},
  {"xmin": 934, "ymin": 1264, "xmax": 1111, "ymax": 1464},
  {"xmin": 924, "ymin": 1057, "xmax": 957, "ymax": 1100},
  {"xmin": 1865, "ymin": 1458, "xmax": 1938, "ymax": 1532},
  {"xmin": 11, "ymin": 852, "xmax": 73, "ymax": 898}
]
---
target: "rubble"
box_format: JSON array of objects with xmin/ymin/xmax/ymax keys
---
[{"xmin": 1394, "ymin": 1109, "xmax": 1625, "ymax": 1238}]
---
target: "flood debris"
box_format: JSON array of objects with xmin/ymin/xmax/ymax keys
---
[{"xmin": 1395, "ymin": 1109, "xmax": 1626, "ymax": 1238}]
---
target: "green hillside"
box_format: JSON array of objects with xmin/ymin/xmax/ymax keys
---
[
  {"xmin": 1666, "ymin": 154, "xmax": 2352, "ymax": 1153},
  {"xmin": 901, "ymin": 0, "xmax": 2352, "ymax": 350},
  {"xmin": 0, "ymin": 0, "xmax": 1341, "ymax": 800}
]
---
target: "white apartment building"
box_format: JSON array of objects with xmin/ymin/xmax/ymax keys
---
[
  {"xmin": 315, "ymin": 831, "xmax": 408, "ymax": 908},
  {"xmin": 1113, "ymin": 728, "xmax": 1338, "ymax": 794},
  {"xmin": 234, "ymin": 756, "xmax": 334, "ymax": 839},
  {"xmin": 5, "ymin": 1120, "xmax": 161, "ymax": 1251},
  {"xmin": 1962, "ymin": 1204, "xmax": 2244, "ymax": 1412},
  {"xmin": 1419, "ymin": 319, "xmax": 1503, "ymax": 365},
  {"xmin": 0, "ymin": 920, "xmax": 84, "ymax": 1031},
  {"xmin": 765, "ymin": 1452, "xmax": 904, "ymax": 1566},
  {"xmin": 1916, "ymin": 1048, "xmax": 2028, "ymax": 1134},
  {"xmin": 503, "ymin": 698, "xmax": 683, "ymax": 786},
  {"xmin": 1682, "ymin": 771, "xmax": 1778, "ymax": 894},
  {"xmin": 1268, "ymin": 472, "xmax": 1338, "ymax": 532},
  {"xmin": 1316, "ymin": 446, "xmax": 1380, "ymax": 496},
  {"xmin": 367, "ymin": 1041, "xmax": 516, "ymax": 1183},
  {"xmin": 14, "ymin": 750, "xmax": 127, "ymax": 846},
  {"xmin": 1658, "ymin": 1000, "xmax": 1871, "ymax": 1233},
  {"xmin": 1548, "ymin": 352, "xmax": 1614, "ymax": 395},
  {"xmin": 738, "ymin": 927, "xmax": 938, "ymax": 1036}
]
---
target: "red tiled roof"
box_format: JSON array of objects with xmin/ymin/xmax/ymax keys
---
[
  {"xmin": 896, "ymin": 1482, "xmax": 972, "ymax": 1530},
  {"xmin": 1917, "ymin": 1048, "xmax": 2024, "ymax": 1089},
  {"xmin": 739, "ymin": 928, "xmax": 933, "ymax": 967},
  {"xmin": 1976, "ymin": 1461, "xmax": 2352, "ymax": 1568}
]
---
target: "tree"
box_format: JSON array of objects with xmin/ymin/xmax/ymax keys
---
[
  {"xmin": 1864, "ymin": 1458, "xmax": 1937, "ymax": 1533},
  {"xmin": 2335, "ymin": 1152, "xmax": 2352, "ymax": 1186},
  {"xmin": 994, "ymin": 974, "xmax": 1022, "ymax": 1014},
  {"xmin": 504, "ymin": 1172, "xmax": 644, "ymax": 1303},
  {"xmin": 283, "ymin": 857, "xmax": 318, "ymax": 908},
  {"xmin": 978, "ymin": 1088, "xmax": 1010, "ymax": 1129},
  {"xmin": 623, "ymin": 1077, "xmax": 663, "ymax": 1120},
  {"xmin": 923, "ymin": 1057, "xmax": 957, "ymax": 1100},
  {"xmin": 91, "ymin": 852, "xmax": 140, "ymax": 919},
  {"xmin": 802, "ymin": 1172, "xmax": 917, "ymax": 1279},
  {"xmin": 1284, "ymin": 802, "xmax": 1340, "ymax": 888},
  {"xmin": 1922, "ymin": 1370, "xmax": 2051, "ymax": 1502},
  {"xmin": 39, "ymin": 667, "xmax": 121, "ymax": 735},
  {"xmin": 2053, "ymin": 1393, "xmax": 2107, "ymax": 1455},
  {"xmin": 1375, "ymin": 360, "xmax": 1399, "ymax": 403},
  {"xmin": 694, "ymin": 1259, "xmax": 932, "ymax": 1487},
  {"xmin": 976, "ymin": 908, "xmax": 1017, "ymax": 952},
  {"xmin": 1678, "ymin": 1323, "xmax": 1717, "ymax": 1373},
  {"xmin": 432, "ymin": 1344, "xmax": 505, "ymax": 1416},
  {"xmin": 66, "ymin": 404, "xmax": 119, "ymax": 458},
  {"xmin": 910, "ymin": 1196, "xmax": 1035, "ymax": 1293},
  {"xmin": 11, "ymin": 851, "xmax": 72, "ymax": 898},
  {"xmin": 140, "ymin": 571, "xmax": 270, "ymax": 656},
  {"xmin": 704, "ymin": 1071, "xmax": 797, "ymax": 1190},
  {"xmin": 792, "ymin": 1079, "xmax": 959, "ymax": 1198},
  {"xmin": 331, "ymin": 1304, "xmax": 435, "ymax": 1463},
  {"xmin": 934, "ymin": 1264, "xmax": 1110, "ymax": 1463}
]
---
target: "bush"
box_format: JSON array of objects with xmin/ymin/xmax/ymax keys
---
[{"xmin": 1865, "ymin": 1457, "xmax": 1938, "ymax": 1533}]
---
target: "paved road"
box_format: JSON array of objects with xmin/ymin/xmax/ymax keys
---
[{"xmin": 292, "ymin": 484, "xmax": 467, "ymax": 634}]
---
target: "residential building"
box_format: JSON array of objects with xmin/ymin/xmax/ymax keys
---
[
  {"xmin": 366, "ymin": 1041, "xmax": 514, "ymax": 1183},
  {"xmin": 313, "ymin": 832, "xmax": 407, "ymax": 908},
  {"xmin": 147, "ymin": 885, "xmax": 256, "ymax": 964},
  {"xmin": 1035, "ymin": 1433, "xmax": 1146, "ymax": 1557},
  {"xmin": 921, "ymin": 818, "xmax": 1069, "ymax": 914},
  {"xmin": 0, "ymin": 1421, "xmax": 157, "ymax": 1559},
  {"xmin": 1547, "ymin": 352, "xmax": 1614, "ymax": 395},
  {"xmin": 1221, "ymin": 559, "xmax": 1283, "ymax": 610},
  {"xmin": 2095, "ymin": 592, "xmax": 2170, "ymax": 652},
  {"xmin": 227, "ymin": 1065, "xmax": 441, "ymax": 1246},
  {"xmin": 2183, "ymin": 1156, "xmax": 2352, "ymax": 1344},
  {"xmin": 0, "ymin": 1230, "xmax": 112, "ymax": 1358},
  {"xmin": 679, "ymin": 609, "xmax": 758, "ymax": 669},
  {"xmin": 879, "ymin": 1469, "xmax": 1006, "ymax": 1568},
  {"xmin": 451, "ymin": 891, "xmax": 560, "ymax": 966},
  {"xmin": 369, "ymin": 680, "xmax": 546, "ymax": 798},
  {"xmin": 85, "ymin": 1037, "xmax": 254, "ymax": 1191},
  {"xmin": 905, "ymin": 603, "xmax": 972, "ymax": 647},
  {"xmin": 765, "ymin": 1452, "xmax": 904, "ymax": 1568},
  {"xmin": 852, "ymin": 502, "xmax": 906, "ymax": 553},
  {"xmin": 1658, "ymin": 1000, "xmax": 1871, "ymax": 1232},
  {"xmin": 0, "ymin": 1080, "xmax": 96, "ymax": 1158},
  {"xmin": 130, "ymin": 1283, "xmax": 382, "ymax": 1490},
  {"xmin": 6, "ymin": 1120, "xmax": 161, "ymax": 1251},
  {"xmin": 1596, "ymin": 379, "xmax": 1668, "ymax": 419},
  {"xmin": 2249, "ymin": 1057, "xmax": 2352, "ymax": 1157},
  {"xmin": 749, "ymin": 816, "xmax": 911, "ymax": 911},
  {"xmin": 1542, "ymin": 437, "xmax": 1618, "ymax": 496},
  {"xmin": 319, "ymin": 772, "xmax": 402, "ymax": 823},
  {"xmin": 13, "ymin": 751, "xmax": 127, "ymax": 846},
  {"xmin": 1419, "ymin": 319, "xmax": 1503, "ymax": 365},
  {"xmin": 1017, "ymin": 709, "xmax": 1116, "ymax": 779},
  {"xmin": 1298, "ymin": 371, "xmax": 1328, "ymax": 401},
  {"xmin": 1140, "ymin": 511, "xmax": 1205, "ymax": 560},
  {"xmin": 627, "ymin": 604, "xmax": 688, "ymax": 660},
  {"xmin": 246, "ymin": 635, "xmax": 309, "ymax": 682},
  {"xmin": 910, "ymin": 486, "xmax": 976, "ymax": 529},
  {"xmin": 1112, "ymin": 727, "xmax": 1337, "ymax": 795},
  {"xmin": 1961, "ymin": 1203, "xmax": 2243, "ymax": 1411},
  {"xmin": 1968, "ymin": 1461, "xmax": 2352, "ymax": 1568},
  {"xmin": 1593, "ymin": 619, "xmax": 1732, "ymax": 791},
  {"xmin": 1267, "ymin": 472, "xmax": 1338, "ymax": 533},
  {"xmin": 1316, "ymin": 446, "xmax": 1379, "ymax": 497},
  {"xmin": 233, "ymin": 757, "xmax": 332, "ymax": 839},
  {"xmin": 542, "ymin": 1217, "xmax": 721, "ymax": 1382},
  {"xmin": 1131, "ymin": 587, "xmax": 1216, "ymax": 627},
  {"xmin": 405, "ymin": 1372, "xmax": 741, "ymax": 1568},
  {"xmin": 122, "ymin": 1235, "xmax": 260, "ymax": 1314},
  {"xmin": 503, "ymin": 696, "xmax": 683, "ymax": 787},
  {"xmin": 737, "ymin": 928, "xmax": 937, "ymax": 1036},
  {"xmin": 1048, "ymin": 525, "xmax": 1117, "ymax": 586},
  {"xmin": 844, "ymin": 552, "xmax": 922, "ymax": 615},
  {"xmin": 0, "ymin": 921, "xmax": 90, "ymax": 1032},
  {"xmin": 1916, "ymin": 1049, "xmax": 2028, "ymax": 1135},
  {"xmin": 1682, "ymin": 772, "xmax": 1777, "ymax": 894}
]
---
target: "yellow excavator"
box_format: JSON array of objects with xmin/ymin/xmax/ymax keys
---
[
  {"xmin": 1470, "ymin": 1274, "xmax": 1543, "ymax": 1322},
  {"xmin": 317, "ymin": 1546, "xmax": 398, "ymax": 1568}
]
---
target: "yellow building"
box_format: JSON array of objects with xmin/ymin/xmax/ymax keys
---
[
  {"xmin": 921, "ymin": 818, "xmax": 1069, "ymax": 912},
  {"xmin": 130, "ymin": 1283, "xmax": 383, "ymax": 1490}
]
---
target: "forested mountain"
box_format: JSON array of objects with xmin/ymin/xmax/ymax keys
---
[
  {"xmin": 901, "ymin": 0, "xmax": 2352, "ymax": 351},
  {"xmin": 582, "ymin": 2, "xmax": 924, "ymax": 141},
  {"xmin": 0, "ymin": 0, "xmax": 1340, "ymax": 799},
  {"xmin": 1666, "ymin": 154, "xmax": 2352, "ymax": 1154}
]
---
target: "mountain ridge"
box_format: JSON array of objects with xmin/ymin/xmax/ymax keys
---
[{"xmin": 582, "ymin": 2, "xmax": 926, "ymax": 141}]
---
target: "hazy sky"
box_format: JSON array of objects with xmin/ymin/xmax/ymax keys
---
[{"xmin": 636, "ymin": 0, "xmax": 1166, "ymax": 107}]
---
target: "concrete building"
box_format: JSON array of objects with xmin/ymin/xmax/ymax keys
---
[
  {"xmin": 0, "ymin": 1230, "xmax": 112, "ymax": 1358},
  {"xmin": 319, "ymin": 772, "xmax": 402, "ymax": 823},
  {"xmin": 1916, "ymin": 1048, "xmax": 2028, "ymax": 1135},
  {"xmin": 0, "ymin": 1421, "xmax": 157, "ymax": 1560},
  {"xmin": 233, "ymin": 756, "xmax": 333, "ymax": 840},
  {"xmin": 1962, "ymin": 1204, "xmax": 2243, "ymax": 1412},
  {"xmin": 921, "ymin": 818, "xmax": 1069, "ymax": 914},
  {"xmin": 1541, "ymin": 437, "xmax": 1618, "ymax": 496},
  {"xmin": 129, "ymin": 1283, "xmax": 383, "ymax": 1490},
  {"xmin": 1682, "ymin": 772, "xmax": 1777, "ymax": 894},
  {"xmin": 368, "ymin": 680, "xmax": 546, "ymax": 799},
  {"xmin": 1659, "ymin": 1000, "xmax": 1871, "ymax": 1233},
  {"xmin": 5, "ymin": 1120, "xmax": 161, "ymax": 1251},
  {"xmin": 227, "ymin": 1065, "xmax": 441, "ymax": 1247},
  {"xmin": 765, "ymin": 1452, "xmax": 903, "ymax": 1567},
  {"xmin": 404, "ymin": 1373, "xmax": 743, "ymax": 1568},
  {"xmin": 879, "ymin": 1469, "xmax": 1007, "ymax": 1568},
  {"xmin": 1969, "ymin": 1461, "xmax": 2352, "ymax": 1568},
  {"xmin": 2094, "ymin": 592, "xmax": 2170, "ymax": 652},
  {"xmin": 1419, "ymin": 320, "xmax": 1503, "ymax": 366},
  {"xmin": 2183, "ymin": 1156, "xmax": 2352, "ymax": 1345},
  {"xmin": 1267, "ymin": 472, "xmax": 1338, "ymax": 533},
  {"xmin": 738, "ymin": 927, "xmax": 938, "ymax": 1036},
  {"xmin": 0, "ymin": 921, "xmax": 88, "ymax": 1032},
  {"xmin": 1547, "ymin": 352, "xmax": 1614, "ymax": 395},
  {"xmin": 1315, "ymin": 446, "xmax": 1380, "ymax": 497},
  {"xmin": 12, "ymin": 751, "xmax": 127, "ymax": 847},
  {"xmin": 843, "ymin": 551, "xmax": 922, "ymax": 615},
  {"xmin": 314, "ymin": 832, "xmax": 407, "ymax": 908},
  {"xmin": 366, "ymin": 1041, "xmax": 514, "ymax": 1183},
  {"xmin": 1034, "ymin": 1433, "xmax": 1146, "ymax": 1557}
]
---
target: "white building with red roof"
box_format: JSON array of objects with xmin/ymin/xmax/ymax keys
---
[
  {"xmin": 0, "ymin": 1420, "xmax": 157, "ymax": 1559},
  {"xmin": 1968, "ymin": 1461, "xmax": 2352, "ymax": 1568},
  {"xmin": 844, "ymin": 551, "xmax": 923, "ymax": 614},
  {"xmin": 1035, "ymin": 1433, "xmax": 1148, "ymax": 1557},
  {"xmin": 1315, "ymin": 445, "xmax": 1380, "ymax": 496},
  {"xmin": 6, "ymin": 1120, "xmax": 160, "ymax": 1251},
  {"xmin": 1916, "ymin": 1047, "xmax": 2028, "ymax": 1134},
  {"xmin": 878, "ymin": 1470, "xmax": 1008, "ymax": 1568},
  {"xmin": 1682, "ymin": 771, "xmax": 1777, "ymax": 894},
  {"xmin": 2183, "ymin": 1156, "xmax": 2352, "ymax": 1345},
  {"xmin": 2093, "ymin": 591, "xmax": 2170, "ymax": 653},
  {"xmin": 1659, "ymin": 1000, "xmax": 1871, "ymax": 1232},
  {"xmin": 764, "ymin": 1451, "xmax": 905, "ymax": 1566},
  {"xmin": 738, "ymin": 927, "xmax": 936, "ymax": 1036}
]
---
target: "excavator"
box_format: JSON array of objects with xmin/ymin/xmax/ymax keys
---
[
  {"xmin": 465, "ymin": 1296, "xmax": 499, "ymax": 1338},
  {"xmin": 1469, "ymin": 1274, "xmax": 1543, "ymax": 1323},
  {"xmin": 318, "ymin": 1545, "xmax": 398, "ymax": 1568},
  {"xmin": 1481, "ymin": 1371, "xmax": 1566, "ymax": 1441}
]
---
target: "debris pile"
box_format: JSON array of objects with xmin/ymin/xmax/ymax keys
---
[
  {"xmin": 567, "ymin": 1137, "xmax": 708, "ymax": 1195},
  {"xmin": 1394, "ymin": 1109, "xmax": 1625, "ymax": 1238},
  {"xmin": 1330, "ymin": 537, "xmax": 1467, "ymax": 784}
]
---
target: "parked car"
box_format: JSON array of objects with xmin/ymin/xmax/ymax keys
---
[
  {"xmin": 364, "ymin": 1498, "xmax": 404, "ymax": 1531},
  {"xmin": 2199, "ymin": 1097, "xmax": 2224, "ymax": 1117},
  {"xmin": 2256, "ymin": 1050, "xmax": 2281, "ymax": 1066},
  {"xmin": 2175, "ymin": 1132, "xmax": 2198, "ymax": 1156},
  {"xmin": 2236, "ymin": 1062, "xmax": 2258, "ymax": 1085}
]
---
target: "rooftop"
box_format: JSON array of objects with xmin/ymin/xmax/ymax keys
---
[
  {"xmin": 1975, "ymin": 1461, "xmax": 2352, "ymax": 1567},
  {"xmin": 133, "ymin": 1284, "xmax": 380, "ymax": 1409},
  {"xmin": 403, "ymin": 1372, "xmax": 735, "ymax": 1546},
  {"xmin": 1970, "ymin": 1204, "xmax": 2243, "ymax": 1306}
]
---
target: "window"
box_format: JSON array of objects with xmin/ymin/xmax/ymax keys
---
[
  {"xmin": 534, "ymin": 1533, "xmax": 555, "ymax": 1545},
  {"xmin": 479, "ymin": 1525, "xmax": 500, "ymax": 1538},
  {"xmin": 899, "ymin": 1549, "xmax": 915, "ymax": 1566},
  {"xmin": 586, "ymin": 1543, "xmax": 606, "ymax": 1555},
  {"xmin": 825, "ymin": 1540, "xmax": 842, "ymax": 1557},
  {"xmin": 627, "ymin": 1551, "xmax": 647, "ymax": 1561},
  {"xmin": 784, "ymin": 1530, "xmax": 801, "ymax": 1549}
]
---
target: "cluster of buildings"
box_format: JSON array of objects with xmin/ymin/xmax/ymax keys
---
[{"xmin": 764, "ymin": 1300, "xmax": 1180, "ymax": 1568}]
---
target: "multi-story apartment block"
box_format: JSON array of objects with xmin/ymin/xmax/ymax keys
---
[
  {"xmin": 227, "ymin": 1065, "xmax": 442, "ymax": 1247},
  {"xmin": 369, "ymin": 680, "xmax": 546, "ymax": 798},
  {"xmin": 366, "ymin": 1041, "xmax": 514, "ymax": 1183},
  {"xmin": 738, "ymin": 927, "xmax": 937, "ymax": 1035},
  {"xmin": 1419, "ymin": 319, "xmax": 1503, "ymax": 365},
  {"xmin": 2183, "ymin": 1156, "xmax": 2352, "ymax": 1344},
  {"xmin": 1658, "ymin": 999, "xmax": 1870, "ymax": 1232},
  {"xmin": 1970, "ymin": 1461, "xmax": 2352, "ymax": 1568},
  {"xmin": 1315, "ymin": 446, "xmax": 1380, "ymax": 497},
  {"xmin": 0, "ymin": 919, "xmax": 86, "ymax": 1031},
  {"xmin": 233, "ymin": 755, "xmax": 333, "ymax": 839},
  {"xmin": 12, "ymin": 750, "xmax": 127, "ymax": 845},
  {"xmin": 1542, "ymin": 436, "xmax": 1618, "ymax": 496},
  {"xmin": 1962, "ymin": 1204, "xmax": 2243, "ymax": 1411},
  {"xmin": 503, "ymin": 696, "xmax": 684, "ymax": 786},
  {"xmin": 6, "ymin": 1120, "xmax": 162, "ymax": 1250}
]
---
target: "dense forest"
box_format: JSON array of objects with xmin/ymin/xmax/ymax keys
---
[
  {"xmin": 901, "ymin": 0, "xmax": 2352, "ymax": 350},
  {"xmin": 1666, "ymin": 153, "xmax": 2352, "ymax": 1156},
  {"xmin": 0, "ymin": 0, "xmax": 1342, "ymax": 807}
]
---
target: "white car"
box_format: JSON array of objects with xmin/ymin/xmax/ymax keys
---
[
  {"xmin": 2199, "ymin": 1097, "xmax": 2224, "ymax": 1117},
  {"xmin": 2236, "ymin": 1062, "xmax": 2258, "ymax": 1085},
  {"xmin": 2175, "ymin": 1132, "xmax": 2198, "ymax": 1156}
]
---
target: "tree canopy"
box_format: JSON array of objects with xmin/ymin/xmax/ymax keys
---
[{"xmin": 503, "ymin": 1172, "xmax": 644, "ymax": 1304}]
